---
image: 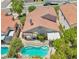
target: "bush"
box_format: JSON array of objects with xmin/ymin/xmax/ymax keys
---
[
  {"xmin": 37, "ymin": 34, "xmax": 47, "ymax": 42},
  {"xmin": 28, "ymin": 6, "xmax": 36, "ymax": 12}
]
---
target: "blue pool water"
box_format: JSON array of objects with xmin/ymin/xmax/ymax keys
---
[
  {"xmin": 20, "ymin": 46, "xmax": 49, "ymax": 57},
  {"xmin": 1, "ymin": 47, "xmax": 9, "ymax": 55}
]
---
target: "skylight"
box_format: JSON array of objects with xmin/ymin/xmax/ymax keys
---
[{"xmin": 41, "ymin": 14, "xmax": 56, "ymax": 22}]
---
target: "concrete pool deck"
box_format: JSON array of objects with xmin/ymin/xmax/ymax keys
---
[{"xmin": 1, "ymin": 44, "xmax": 10, "ymax": 48}]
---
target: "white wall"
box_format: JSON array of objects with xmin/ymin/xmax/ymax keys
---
[
  {"xmin": 47, "ymin": 32, "xmax": 60, "ymax": 40},
  {"xmin": 59, "ymin": 10, "xmax": 70, "ymax": 29}
]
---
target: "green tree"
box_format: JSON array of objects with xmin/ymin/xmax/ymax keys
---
[
  {"xmin": 63, "ymin": 27, "xmax": 77, "ymax": 47},
  {"xmin": 11, "ymin": 0, "xmax": 24, "ymax": 15},
  {"xmin": 50, "ymin": 52, "xmax": 61, "ymax": 59},
  {"xmin": 51, "ymin": 27, "xmax": 77, "ymax": 59},
  {"xmin": 18, "ymin": 13, "xmax": 26, "ymax": 25},
  {"xmin": 28, "ymin": 6, "xmax": 36, "ymax": 12},
  {"xmin": 8, "ymin": 38, "xmax": 23, "ymax": 58}
]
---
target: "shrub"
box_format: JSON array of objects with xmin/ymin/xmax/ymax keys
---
[
  {"xmin": 37, "ymin": 34, "xmax": 47, "ymax": 42},
  {"xmin": 28, "ymin": 6, "xmax": 36, "ymax": 12}
]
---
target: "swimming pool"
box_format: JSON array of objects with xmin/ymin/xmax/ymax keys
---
[
  {"xmin": 1, "ymin": 47, "xmax": 9, "ymax": 55},
  {"xmin": 20, "ymin": 46, "xmax": 49, "ymax": 57}
]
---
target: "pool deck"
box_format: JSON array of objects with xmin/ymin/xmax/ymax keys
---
[
  {"xmin": 1, "ymin": 44, "xmax": 10, "ymax": 48},
  {"xmin": 1, "ymin": 54, "xmax": 7, "ymax": 58}
]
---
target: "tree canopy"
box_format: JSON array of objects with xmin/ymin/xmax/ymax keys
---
[
  {"xmin": 51, "ymin": 27, "xmax": 77, "ymax": 59},
  {"xmin": 11, "ymin": 0, "xmax": 24, "ymax": 15},
  {"xmin": 8, "ymin": 38, "xmax": 23, "ymax": 58},
  {"xmin": 28, "ymin": 6, "xmax": 36, "ymax": 12}
]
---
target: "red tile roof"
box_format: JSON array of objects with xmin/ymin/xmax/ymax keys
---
[
  {"xmin": 22, "ymin": 6, "xmax": 59, "ymax": 32},
  {"xmin": 60, "ymin": 3, "xmax": 77, "ymax": 26},
  {"xmin": 1, "ymin": 11, "xmax": 16, "ymax": 33}
]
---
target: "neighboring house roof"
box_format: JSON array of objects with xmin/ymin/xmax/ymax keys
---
[
  {"xmin": 60, "ymin": 3, "xmax": 77, "ymax": 26},
  {"xmin": 1, "ymin": 11, "xmax": 16, "ymax": 33},
  {"xmin": 22, "ymin": 6, "xmax": 59, "ymax": 32},
  {"xmin": 44, "ymin": 0, "xmax": 69, "ymax": 2},
  {"xmin": 1, "ymin": 0, "xmax": 11, "ymax": 8}
]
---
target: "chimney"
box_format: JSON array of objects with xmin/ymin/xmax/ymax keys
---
[{"xmin": 29, "ymin": 18, "xmax": 33, "ymax": 25}]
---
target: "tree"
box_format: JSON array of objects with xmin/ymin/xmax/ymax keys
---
[
  {"xmin": 51, "ymin": 27, "xmax": 77, "ymax": 59},
  {"xmin": 11, "ymin": 0, "xmax": 24, "ymax": 15},
  {"xmin": 63, "ymin": 27, "xmax": 77, "ymax": 47},
  {"xmin": 51, "ymin": 51, "xmax": 66, "ymax": 59},
  {"xmin": 50, "ymin": 52, "xmax": 61, "ymax": 59},
  {"xmin": 28, "ymin": 6, "xmax": 36, "ymax": 12},
  {"xmin": 8, "ymin": 38, "xmax": 23, "ymax": 58},
  {"xmin": 18, "ymin": 13, "xmax": 26, "ymax": 25}
]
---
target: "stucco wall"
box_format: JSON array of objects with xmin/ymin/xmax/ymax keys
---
[{"xmin": 59, "ymin": 10, "xmax": 70, "ymax": 29}]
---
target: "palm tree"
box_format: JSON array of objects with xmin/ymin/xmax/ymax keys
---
[
  {"xmin": 11, "ymin": 0, "xmax": 24, "ymax": 17},
  {"xmin": 8, "ymin": 38, "xmax": 23, "ymax": 58}
]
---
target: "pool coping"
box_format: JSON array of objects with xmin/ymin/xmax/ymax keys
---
[
  {"xmin": 1, "ymin": 44, "xmax": 10, "ymax": 57},
  {"xmin": 1, "ymin": 44, "xmax": 10, "ymax": 47}
]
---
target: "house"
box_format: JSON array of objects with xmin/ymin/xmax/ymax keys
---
[
  {"xmin": 44, "ymin": 0, "xmax": 70, "ymax": 4},
  {"xmin": 22, "ymin": 6, "xmax": 60, "ymax": 40},
  {"xmin": 59, "ymin": 3, "xmax": 77, "ymax": 29},
  {"xmin": 1, "ymin": 11, "xmax": 17, "ymax": 43},
  {"xmin": 24, "ymin": 0, "xmax": 43, "ymax": 3}
]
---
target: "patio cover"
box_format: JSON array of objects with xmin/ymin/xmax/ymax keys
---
[{"xmin": 47, "ymin": 32, "xmax": 60, "ymax": 40}]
